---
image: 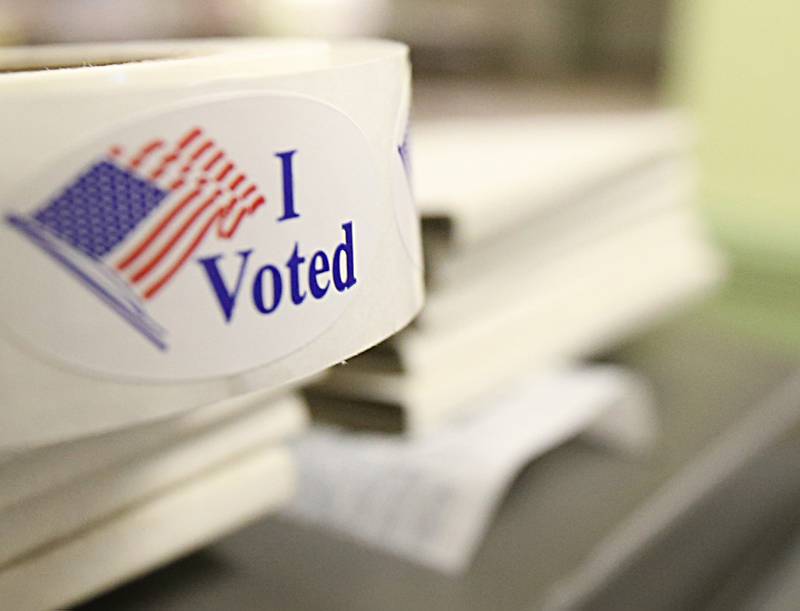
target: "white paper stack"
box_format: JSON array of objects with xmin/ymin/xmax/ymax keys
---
[
  {"xmin": 306, "ymin": 112, "xmax": 723, "ymax": 434},
  {"xmin": 0, "ymin": 389, "xmax": 308, "ymax": 610}
]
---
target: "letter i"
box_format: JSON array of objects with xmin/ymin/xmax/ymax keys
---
[{"xmin": 276, "ymin": 150, "xmax": 300, "ymax": 221}]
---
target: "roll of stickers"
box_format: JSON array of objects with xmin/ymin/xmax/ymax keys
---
[{"xmin": 0, "ymin": 39, "xmax": 423, "ymax": 450}]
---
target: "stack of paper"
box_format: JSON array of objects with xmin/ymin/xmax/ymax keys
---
[
  {"xmin": 0, "ymin": 390, "xmax": 308, "ymax": 610},
  {"xmin": 306, "ymin": 112, "xmax": 723, "ymax": 434}
]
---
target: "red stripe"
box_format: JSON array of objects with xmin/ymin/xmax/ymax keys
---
[
  {"xmin": 216, "ymin": 163, "xmax": 234, "ymax": 182},
  {"xmin": 115, "ymin": 180, "xmax": 206, "ymax": 271},
  {"xmin": 130, "ymin": 140, "xmax": 164, "ymax": 169},
  {"xmin": 178, "ymin": 128, "xmax": 203, "ymax": 150},
  {"xmin": 203, "ymin": 151, "xmax": 224, "ymax": 172},
  {"xmin": 229, "ymin": 173, "xmax": 245, "ymax": 191},
  {"xmin": 190, "ymin": 140, "xmax": 214, "ymax": 162},
  {"xmin": 150, "ymin": 128, "xmax": 202, "ymax": 181},
  {"xmin": 241, "ymin": 185, "xmax": 256, "ymax": 199},
  {"xmin": 130, "ymin": 188, "xmax": 223, "ymax": 283}
]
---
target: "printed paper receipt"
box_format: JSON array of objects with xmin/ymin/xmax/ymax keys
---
[{"xmin": 283, "ymin": 367, "xmax": 655, "ymax": 573}]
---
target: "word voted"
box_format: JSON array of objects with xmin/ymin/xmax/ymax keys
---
[{"xmin": 199, "ymin": 222, "xmax": 356, "ymax": 322}]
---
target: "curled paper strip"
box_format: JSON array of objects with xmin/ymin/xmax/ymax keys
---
[
  {"xmin": 284, "ymin": 367, "xmax": 655, "ymax": 573},
  {"xmin": 0, "ymin": 39, "xmax": 423, "ymax": 449}
]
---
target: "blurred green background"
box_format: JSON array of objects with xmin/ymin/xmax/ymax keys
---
[{"xmin": 671, "ymin": 0, "xmax": 800, "ymax": 349}]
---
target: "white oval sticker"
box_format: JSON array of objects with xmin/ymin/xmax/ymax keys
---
[{"xmin": 0, "ymin": 93, "xmax": 383, "ymax": 380}]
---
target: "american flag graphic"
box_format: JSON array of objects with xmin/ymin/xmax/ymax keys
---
[{"xmin": 6, "ymin": 127, "xmax": 267, "ymax": 350}]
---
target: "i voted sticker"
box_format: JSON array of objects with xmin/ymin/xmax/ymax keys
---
[{"xmin": 0, "ymin": 93, "xmax": 383, "ymax": 381}]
